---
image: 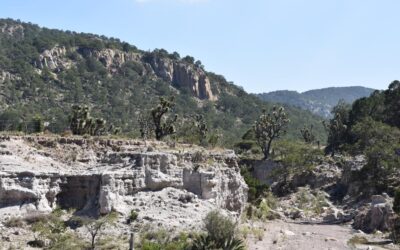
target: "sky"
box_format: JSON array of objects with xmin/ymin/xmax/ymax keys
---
[{"xmin": 1, "ymin": 0, "xmax": 399, "ymax": 93}]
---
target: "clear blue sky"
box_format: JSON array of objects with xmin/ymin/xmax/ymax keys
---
[{"xmin": 1, "ymin": 0, "xmax": 399, "ymax": 93}]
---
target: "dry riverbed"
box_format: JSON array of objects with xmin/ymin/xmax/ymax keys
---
[{"xmin": 245, "ymin": 220, "xmax": 399, "ymax": 250}]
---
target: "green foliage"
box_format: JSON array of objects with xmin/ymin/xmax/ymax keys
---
[
  {"xmin": 273, "ymin": 140, "xmax": 324, "ymax": 172},
  {"xmin": 191, "ymin": 234, "xmax": 245, "ymax": 250},
  {"xmin": 128, "ymin": 210, "xmax": 138, "ymax": 223},
  {"xmin": 348, "ymin": 117, "xmax": 400, "ymax": 154},
  {"xmin": 0, "ymin": 110, "xmax": 22, "ymax": 131},
  {"xmin": 257, "ymin": 87, "xmax": 374, "ymax": 118},
  {"xmin": 254, "ymin": 106, "xmax": 290, "ymax": 159},
  {"xmin": 193, "ymin": 114, "xmax": 208, "ymax": 146},
  {"xmin": 323, "ymin": 101, "xmax": 351, "ymax": 156},
  {"xmin": 245, "ymin": 192, "xmax": 278, "ymax": 221},
  {"xmin": 0, "ymin": 18, "xmax": 326, "ymax": 148},
  {"xmin": 345, "ymin": 118, "xmax": 400, "ymax": 193},
  {"xmin": 31, "ymin": 209, "xmax": 86, "ymax": 250},
  {"xmin": 394, "ymin": 189, "xmax": 400, "ymax": 215},
  {"xmin": 191, "ymin": 211, "xmax": 244, "ymax": 250},
  {"xmin": 69, "ymin": 105, "xmax": 118, "ymax": 136},
  {"xmin": 30, "ymin": 114, "xmax": 45, "ymax": 133},
  {"xmin": 139, "ymin": 229, "xmax": 191, "ymax": 250},
  {"xmin": 138, "ymin": 112, "xmax": 153, "ymax": 140},
  {"xmin": 75, "ymin": 212, "xmax": 118, "ymax": 250},
  {"xmin": 300, "ymin": 124, "xmax": 315, "ymax": 144},
  {"xmin": 240, "ymin": 166, "xmax": 269, "ymax": 204},
  {"xmin": 151, "ymin": 96, "xmax": 177, "ymax": 140}
]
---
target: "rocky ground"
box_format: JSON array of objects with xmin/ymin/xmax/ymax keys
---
[
  {"xmin": 246, "ymin": 220, "xmax": 398, "ymax": 250},
  {"xmin": 0, "ymin": 135, "xmax": 399, "ymax": 249},
  {"xmin": 0, "ymin": 135, "xmax": 246, "ymax": 248}
]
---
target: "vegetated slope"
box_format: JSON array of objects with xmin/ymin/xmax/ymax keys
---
[
  {"xmin": 0, "ymin": 18, "xmax": 326, "ymax": 146},
  {"xmin": 257, "ymin": 86, "xmax": 375, "ymax": 118}
]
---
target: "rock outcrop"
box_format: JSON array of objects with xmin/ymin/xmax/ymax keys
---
[
  {"xmin": 0, "ymin": 23, "xmax": 24, "ymax": 38},
  {"xmin": 146, "ymin": 56, "xmax": 216, "ymax": 100},
  {"xmin": 0, "ymin": 136, "xmax": 247, "ymax": 229},
  {"xmin": 34, "ymin": 46, "xmax": 72, "ymax": 71},
  {"xmin": 31, "ymin": 45, "xmax": 217, "ymax": 101},
  {"xmin": 353, "ymin": 194, "xmax": 396, "ymax": 233}
]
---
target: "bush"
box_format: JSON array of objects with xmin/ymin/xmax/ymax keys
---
[
  {"xmin": 273, "ymin": 140, "xmax": 324, "ymax": 174},
  {"xmin": 128, "ymin": 210, "xmax": 138, "ymax": 224},
  {"xmin": 190, "ymin": 211, "xmax": 245, "ymax": 250},
  {"xmin": 139, "ymin": 229, "xmax": 190, "ymax": 250},
  {"xmin": 204, "ymin": 211, "xmax": 235, "ymax": 243},
  {"xmin": 240, "ymin": 166, "xmax": 269, "ymax": 204},
  {"xmin": 4, "ymin": 217, "xmax": 24, "ymax": 228}
]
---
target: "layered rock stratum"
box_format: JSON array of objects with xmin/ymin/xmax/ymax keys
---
[{"xmin": 0, "ymin": 135, "xmax": 247, "ymax": 230}]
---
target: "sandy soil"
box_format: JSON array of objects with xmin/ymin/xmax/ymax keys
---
[{"xmin": 245, "ymin": 220, "xmax": 399, "ymax": 250}]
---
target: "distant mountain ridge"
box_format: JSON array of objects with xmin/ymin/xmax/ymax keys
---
[
  {"xmin": 0, "ymin": 18, "xmax": 328, "ymax": 145},
  {"xmin": 257, "ymin": 86, "xmax": 375, "ymax": 118}
]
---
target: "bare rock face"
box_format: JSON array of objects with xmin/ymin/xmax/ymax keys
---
[
  {"xmin": 353, "ymin": 194, "xmax": 396, "ymax": 233},
  {"xmin": 35, "ymin": 46, "xmax": 72, "ymax": 71},
  {"xmin": 0, "ymin": 136, "xmax": 247, "ymax": 229},
  {"xmin": 0, "ymin": 23, "xmax": 24, "ymax": 38},
  {"xmin": 92, "ymin": 49, "xmax": 141, "ymax": 73},
  {"xmin": 30, "ymin": 44, "xmax": 217, "ymax": 101},
  {"xmin": 146, "ymin": 56, "xmax": 217, "ymax": 101}
]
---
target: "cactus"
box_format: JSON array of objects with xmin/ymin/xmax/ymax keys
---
[
  {"xmin": 193, "ymin": 114, "xmax": 208, "ymax": 145},
  {"xmin": 69, "ymin": 105, "xmax": 114, "ymax": 136},
  {"xmin": 253, "ymin": 106, "xmax": 290, "ymax": 159},
  {"xmin": 300, "ymin": 125, "xmax": 315, "ymax": 144},
  {"xmin": 151, "ymin": 96, "xmax": 177, "ymax": 140}
]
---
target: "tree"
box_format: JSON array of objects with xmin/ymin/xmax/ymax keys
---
[
  {"xmin": 300, "ymin": 125, "xmax": 315, "ymax": 144},
  {"xmin": 323, "ymin": 101, "xmax": 350, "ymax": 156},
  {"xmin": 138, "ymin": 112, "xmax": 153, "ymax": 140},
  {"xmin": 30, "ymin": 115, "xmax": 45, "ymax": 133},
  {"xmin": 77, "ymin": 212, "xmax": 117, "ymax": 250},
  {"xmin": 253, "ymin": 106, "xmax": 290, "ymax": 159},
  {"xmin": 151, "ymin": 96, "xmax": 177, "ymax": 140},
  {"xmin": 193, "ymin": 114, "xmax": 208, "ymax": 145},
  {"xmin": 384, "ymin": 80, "xmax": 400, "ymax": 128},
  {"xmin": 69, "ymin": 105, "xmax": 112, "ymax": 136}
]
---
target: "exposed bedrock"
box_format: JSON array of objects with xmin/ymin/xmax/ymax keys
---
[{"xmin": 0, "ymin": 137, "xmax": 247, "ymax": 221}]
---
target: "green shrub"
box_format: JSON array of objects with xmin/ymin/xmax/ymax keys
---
[
  {"xmin": 128, "ymin": 210, "xmax": 138, "ymax": 223},
  {"xmin": 191, "ymin": 211, "xmax": 244, "ymax": 250},
  {"xmin": 273, "ymin": 140, "xmax": 324, "ymax": 174},
  {"xmin": 204, "ymin": 211, "xmax": 235, "ymax": 243},
  {"xmin": 240, "ymin": 166, "xmax": 269, "ymax": 204}
]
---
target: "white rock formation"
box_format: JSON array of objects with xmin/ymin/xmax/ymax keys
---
[{"xmin": 0, "ymin": 136, "xmax": 247, "ymax": 229}]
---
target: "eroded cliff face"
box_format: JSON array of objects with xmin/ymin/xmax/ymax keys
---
[
  {"xmin": 146, "ymin": 56, "xmax": 216, "ymax": 100},
  {"xmin": 33, "ymin": 46, "xmax": 216, "ymax": 100},
  {"xmin": 0, "ymin": 136, "xmax": 247, "ymax": 228}
]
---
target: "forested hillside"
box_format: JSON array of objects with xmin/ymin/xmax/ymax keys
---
[
  {"xmin": 0, "ymin": 18, "xmax": 326, "ymax": 146},
  {"xmin": 323, "ymin": 81, "xmax": 400, "ymax": 195},
  {"xmin": 257, "ymin": 86, "xmax": 375, "ymax": 118}
]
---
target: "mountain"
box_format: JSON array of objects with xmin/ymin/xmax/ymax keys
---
[
  {"xmin": 0, "ymin": 18, "xmax": 327, "ymax": 145},
  {"xmin": 257, "ymin": 86, "xmax": 375, "ymax": 118}
]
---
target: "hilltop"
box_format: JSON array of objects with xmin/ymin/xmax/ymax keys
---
[
  {"xmin": 257, "ymin": 86, "xmax": 375, "ymax": 118},
  {"xmin": 0, "ymin": 18, "xmax": 326, "ymax": 145}
]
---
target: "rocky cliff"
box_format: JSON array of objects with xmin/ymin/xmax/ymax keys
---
[
  {"xmin": 0, "ymin": 135, "xmax": 247, "ymax": 229},
  {"xmin": 32, "ymin": 44, "xmax": 216, "ymax": 100}
]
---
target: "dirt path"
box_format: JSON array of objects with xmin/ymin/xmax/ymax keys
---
[{"xmin": 245, "ymin": 220, "xmax": 399, "ymax": 250}]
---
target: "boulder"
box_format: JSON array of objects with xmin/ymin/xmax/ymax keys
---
[{"xmin": 353, "ymin": 194, "xmax": 395, "ymax": 233}]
